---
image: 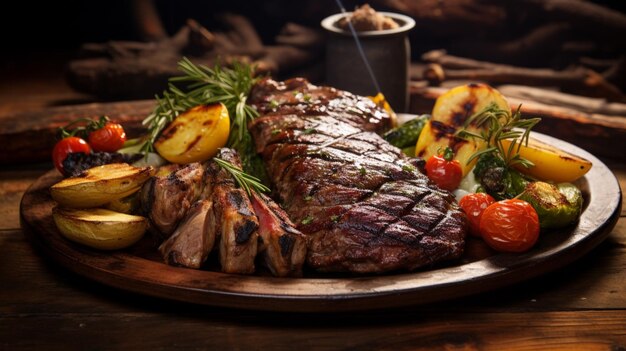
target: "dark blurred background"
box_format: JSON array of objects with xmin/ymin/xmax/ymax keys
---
[{"xmin": 1, "ymin": 0, "xmax": 625, "ymax": 103}]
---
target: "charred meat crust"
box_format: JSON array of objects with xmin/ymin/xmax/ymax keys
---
[
  {"xmin": 141, "ymin": 162, "xmax": 206, "ymax": 238},
  {"xmin": 210, "ymin": 148, "xmax": 259, "ymax": 274},
  {"xmin": 248, "ymin": 78, "xmax": 467, "ymax": 273}
]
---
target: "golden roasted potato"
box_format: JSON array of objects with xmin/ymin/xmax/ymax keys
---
[
  {"xmin": 50, "ymin": 163, "xmax": 154, "ymax": 208},
  {"xmin": 53, "ymin": 207, "xmax": 148, "ymax": 250},
  {"xmin": 501, "ymin": 138, "xmax": 592, "ymax": 182},
  {"xmin": 415, "ymin": 84, "xmax": 510, "ymax": 177},
  {"xmin": 154, "ymin": 103, "xmax": 230, "ymax": 164},
  {"xmin": 105, "ymin": 192, "xmax": 141, "ymax": 214}
]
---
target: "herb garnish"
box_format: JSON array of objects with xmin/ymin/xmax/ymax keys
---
[
  {"xmin": 213, "ymin": 157, "xmax": 270, "ymax": 195},
  {"xmin": 301, "ymin": 215, "xmax": 314, "ymax": 225},
  {"xmin": 457, "ymin": 103, "xmax": 541, "ymax": 169}
]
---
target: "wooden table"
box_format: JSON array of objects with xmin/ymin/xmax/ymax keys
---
[{"xmin": 1, "ymin": 61, "xmax": 625, "ymax": 350}]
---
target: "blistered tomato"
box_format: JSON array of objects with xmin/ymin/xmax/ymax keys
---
[
  {"xmin": 88, "ymin": 122, "xmax": 127, "ymax": 152},
  {"xmin": 425, "ymin": 147, "xmax": 463, "ymax": 191},
  {"xmin": 458, "ymin": 193, "xmax": 495, "ymax": 237},
  {"xmin": 479, "ymin": 199, "xmax": 540, "ymax": 252},
  {"xmin": 52, "ymin": 137, "xmax": 91, "ymax": 175}
]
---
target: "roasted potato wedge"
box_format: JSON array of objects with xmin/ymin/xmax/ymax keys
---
[
  {"xmin": 501, "ymin": 138, "xmax": 592, "ymax": 182},
  {"xmin": 53, "ymin": 207, "xmax": 148, "ymax": 250},
  {"xmin": 105, "ymin": 192, "xmax": 141, "ymax": 214},
  {"xmin": 50, "ymin": 163, "xmax": 154, "ymax": 208},
  {"xmin": 154, "ymin": 103, "xmax": 230, "ymax": 164},
  {"xmin": 415, "ymin": 84, "xmax": 510, "ymax": 177}
]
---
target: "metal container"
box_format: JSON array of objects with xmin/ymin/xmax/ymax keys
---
[{"xmin": 321, "ymin": 12, "xmax": 415, "ymax": 112}]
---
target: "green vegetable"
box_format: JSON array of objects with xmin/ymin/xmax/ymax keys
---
[
  {"xmin": 473, "ymin": 153, "xmax": 530, "ymax": 200},
  {"xmin": 518, "ymin": 181, "xmax": 583, "ymax": 228},
  {"xmin": 383, "ymin": 115, "xmax": 429, "ymax": 149}
]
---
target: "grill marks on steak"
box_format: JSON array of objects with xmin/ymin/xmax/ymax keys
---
[{"xmin": 249, "ymin": 78, "xmax": 466, "ymax": 273}]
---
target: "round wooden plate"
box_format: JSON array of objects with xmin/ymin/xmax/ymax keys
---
[{"xmin": 20, "ymin": 133, "xmax": 622, "ymax": 312}]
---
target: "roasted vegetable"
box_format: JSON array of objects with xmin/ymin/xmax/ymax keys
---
[
  {"xmin": 62, "ymin": 151, "xmax": 143, "ymax": 177},
  {"xmin": 382, "ymin": 115, "xmax": 429, "ymax": 149},
  {"xmin": 500, "ymin": 138, "xmax": 592, "ymax": 183},
  {"xmin": 53, "ymin": 207, "xmax": 148, "ymax": 250},
  {"xmin": 52, "ymin": 137, "xmax": 91, "ymax": 175},
  {"xmin": 50, "ymin": 163, "xmax": 154, "ymax": 208},
  {"xmin": 105, "ymin": 192, "xmax": 141, "ymax": 214},
  {"xmin": 415, "ymin": 84, "xmax": 510, "ymax": 177},
  {"xmin": 88, "ymin": 120, "xmax": 127, "ymax": 152},
  {"xmin": 518, "ymin": 181, "xmax": 583, "ymax": 228},
  {"xmin": 425, "ymin": 146, "xmax": 463, "ymax": 191},
  {"xmin": 458, "ymin": 193, "xmax": 495, "ymax": 237},
  {"xmin": 473, "ymin": 153, "xmax": 530, "ymax": 200},
  {"xmin": 479, "ymin": 199, "xmax": 540, "ymax": 253},
  {"xmin": 154, "ymin": 103, "xmax": 230, "ymax": 164}
]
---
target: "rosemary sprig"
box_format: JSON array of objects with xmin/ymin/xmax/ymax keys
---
[
  {"xmin": 140, "ymin": 57, "xmax": 259, "ymax": 154},
  {"xmin": 457, "ymin": 103, "xmax": 541, "ymax": 168},
  {"xmin": 214, "ymin": 157, "xmax": 270, "ymax": 195}
]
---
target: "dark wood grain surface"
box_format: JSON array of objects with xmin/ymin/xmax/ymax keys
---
[{"xmin": 1, "ymin": 63, "xmax": 625, "ymax": 350}]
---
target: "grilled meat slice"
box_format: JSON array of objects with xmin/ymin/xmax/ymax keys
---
[
  {"xmin": 250, "ymin": 192, "xmax": 307, "ymax": 277},
  {"xmin": 248, "ymin": 78, "xmax": 467, "ymax": 273},
  {"xmin": 208, "ymin": 149, "xmax": 259, "ymax": 274},
  {"xmin": 158, "ymin": 199, "xmax": 215, "ymax": 269},
  {"xmin": 141, "ymin": 162, "xmax": 207, "ymax": 238},
  {"xmin": 249, "ymin": 77, "xmax": 392, "ymax": 134}
]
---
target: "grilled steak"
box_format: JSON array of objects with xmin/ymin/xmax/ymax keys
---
[
  {"xmin": 141, "ymin": 162, "xmax": 208, "ymax": 237},
  {"xmin": 249, "ymin": 78, "xmax": 467, "ymax": 273},
  {"xmin": 207, "ymin": 149, "xmax": 259, "ymax": 274},
  {"xmin": 250, "ymin": 192, "xmax": 307, "ymax": 277},
  {"xmin": 158, "ymin": 199, "xmax": 215, "ymax": 269}
]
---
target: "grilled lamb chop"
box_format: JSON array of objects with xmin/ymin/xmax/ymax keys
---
[
  {"xmin": 248, "ymin": 78, "xmax": 467, "ymax": 273},
  {"xmin": 158, "ymin": 199, "xmax": 215, "ymax": 269},
  {"xmin": 207, "ymin": 149, "xmax": 259, "ymax": 274},
  {"xmin": 250, "ymin": 192, "xmax": 307, "ymax": 277},
  {"xmin": 141, "ymin": 162, "xmax": 208, "ymax": 238}
]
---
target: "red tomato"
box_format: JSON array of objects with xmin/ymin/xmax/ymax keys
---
[
  {"xmin": 88, "ymin": 122, "xmax": 126, "ymax": 152},
  {"xmin": 479, "ymin": 199, "xmax": 540, "ymax": 253},
  {"xmin": 425, "ymin": 151, "xmax": 463, "ymax": 191},
  {"xmin": 52, "ymin": 137, "xmax": 91, "ymax": 175},
  {"xmin": 458, "ymin": 193, "xmax": 495, "ymax": 237}
]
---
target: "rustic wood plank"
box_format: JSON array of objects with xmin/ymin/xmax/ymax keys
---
[
  {"xmin": 0, "ymin": 167, "xmax": 48, "ymax": 230},
  {"xmin": 0, "ymin": 100, "xmax": 153, "ymax": 165},
  {"xmin": 1, "ymin": 311, "xmax": 624, "ymax": 350}
]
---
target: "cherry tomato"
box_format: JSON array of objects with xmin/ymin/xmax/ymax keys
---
[
  {"xmin": 479, "ymin": 199, "xmax": 540, "ymax": 253},
  {"xmin": 88, "ymin": 122, "xmax": 126, "ymax": 152},
  {"xmin": 52, "ymin": 137, "xmax": 91, "ymax": 175},
  {"xmin": 425, "ymin": 147, "xmax": 463, "ymax": 191},
  {"xmin": 458, "ymin": 193, "xmax": 495, "ymax": 237}
]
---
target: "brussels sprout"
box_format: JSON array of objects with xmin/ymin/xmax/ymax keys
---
[
  {"xmin": 383, "ymin": 115, "xmax": 429, "ymax": 149},
  {"xmin": 473, "ymin": 153, "xmax": 530, "ymax": 200},
  {"xmin": 518, "ymin": 181, "xmax": 583, "ymax": 228}
]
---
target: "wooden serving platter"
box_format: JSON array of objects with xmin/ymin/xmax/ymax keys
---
[{"xmin": 20, "ymin": 133, "xmax": 622, "ymax": 312}]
